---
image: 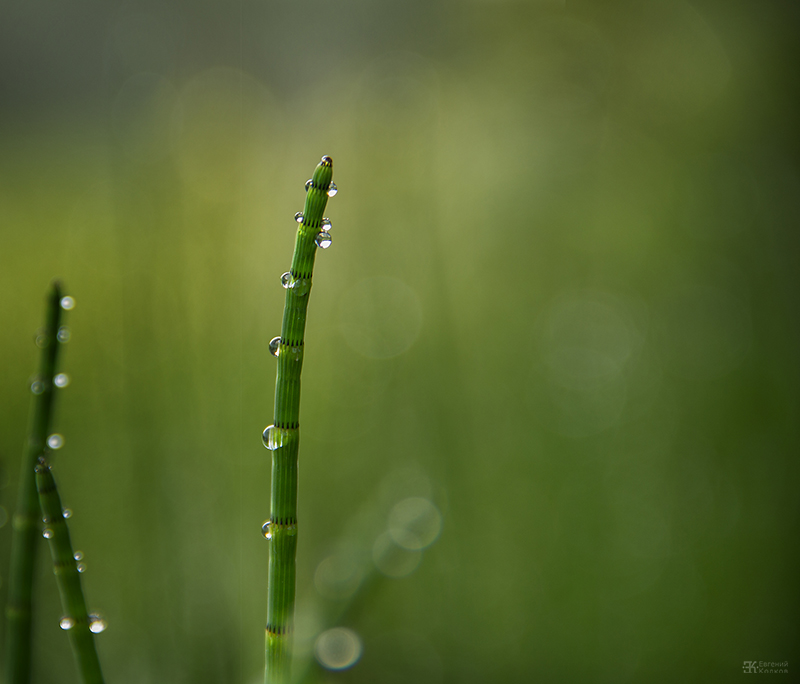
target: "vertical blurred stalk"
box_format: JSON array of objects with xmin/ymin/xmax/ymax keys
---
[
  {"xmin": 5, "ymin": 281, "xmax": 65, "ymax": 684},
  {"xmin": 263, "ymin": 157, "xmax": 334, "ymax": 684}
]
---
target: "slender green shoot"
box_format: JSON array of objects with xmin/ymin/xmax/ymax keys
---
[
  {"xmin": 5, "ymin": 281, "xmax": 69, "ymax": 684},
  {"xmin": 35, "ymin": 458, "xmax": 105, "ymax": 684},
  {"xmin": 263, "ymin": 156, "xmax": 336, "ymax": 684}
]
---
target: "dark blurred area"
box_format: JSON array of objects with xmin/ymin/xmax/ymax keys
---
[{"xmin": 1, "ymin": 1, "xmax": 798, "ymax": 682}]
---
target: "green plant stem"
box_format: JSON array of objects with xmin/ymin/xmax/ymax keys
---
[
  {"xmin": 35, "ymin": 460, "xmax": 105, "ymax": 684},
  {"xmin": 265, "ymin": 156, "xmax": 334, "ymax": 684},
  {"xmin": 5, "ymin": 281, "xmax": 64, "ymax": 684}
]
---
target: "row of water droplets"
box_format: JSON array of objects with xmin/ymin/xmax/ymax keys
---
[
  {"xmin": 34, "ymin": 296, "xmax": 107, "ymax": 635},
  {"xmin": 31, "ymin": 296, "xmax": 75, "ymax": 451},
  {"xmin": 260, "ymin": 175, "xmax": 338, "ymax": 456},
  {"xmin": 59, "ymin": 613, "xmax": 107, "ymax": 634}
]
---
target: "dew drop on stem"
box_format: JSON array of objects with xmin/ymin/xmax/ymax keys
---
[
  {"xmin": 316, "ymin": 231, "xmax": 332, "ymax": 249},
  {"xmin": 62, "ymin": 508, "xmax": 72, "ymax": 519},
  {"xmin": 327, "ymin": 182, "xmax": 338, "ymax": 197},
  {"xmin": 269, "ymin": 337, "xmax": 281, "ymax": 357},
  {"xmin": 42, "ymin": 528, "xmax": 53, "ymax": 539},
  {"xmin": 262, "ymin": 425, "xmax": 289, "ymax": 451},
  {"xmin": 77, "ymin": 563, "xmax": 86, "ymax": 573},
  {"xmin": 295, "ymin": 212, "xmax": 304, "ymax": 223},
  {"xmin": 261, "ymin": 520, "xmax": 272, "ymax": 540},
  {"xmin": 54, "ymin": 373, "xmax": 70, "ymax": 388},
  {"xmin": 305, "ymin": 179, "xmax": 313, "ymax": 192},
  {"xmin": 57, "ymin": 327, "xmax": 70, "ymax": 343},
  {"xmin": 60, "ymin": 296, "xmax": 75, "ymax": 310},
  {"xmin": 59, "ymin": 617, "xmax": 75, "ymax": 630},
  {"xmin": 73, "ymin": 551, "xmax": 83, "ymax": 561},
  {"xmin": 281, "ymin": 272, "xmax": 292, "ymax": 289},
  {"xmin": 47, "ymin": 434, "xmax": 64, "ymax": 450},
  {"xmin": 321, "ymin": 218, "xmax": 332, "ymax": 231},
  {"xmin": 31, "ymin": 380, "xmax": 45, "ymax": 395},
  {"xmin": 88, "ymin": 613, "xmax": 107, "ymax": 633}
]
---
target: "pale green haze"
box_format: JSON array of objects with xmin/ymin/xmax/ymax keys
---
[{"xmin": 1, "ymin": 1, "xmax": 798, "ymax": 682}]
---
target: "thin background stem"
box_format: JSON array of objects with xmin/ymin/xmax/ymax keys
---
[{"xmin": 5, "ymin": 281, "xmax": 65, "ymax": 684}]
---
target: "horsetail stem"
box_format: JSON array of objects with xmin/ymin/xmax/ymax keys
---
[
  {"xmin": 263, "ymin": 156, "xmax": 335, "ymax": 684},
  {"xmin": 5, "ymin": 281, "xmax": 69, "ymax": 684},
  {"xmin": 35, "ymin": 459, "xmax": 105, "ymax": 684}
]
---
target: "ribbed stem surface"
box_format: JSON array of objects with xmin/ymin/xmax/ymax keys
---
[
  {"xmin": 265, "ymin": 157, "xmax": 333, "ymax": 684},
  {"xmin": 5, "ymin": 282, "xmax": 64, "ymax": 684}
]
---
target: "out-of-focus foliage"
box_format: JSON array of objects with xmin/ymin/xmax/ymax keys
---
[{"xmin": 1, "ymin": 1, "xmax": 798, "ymax": 682}]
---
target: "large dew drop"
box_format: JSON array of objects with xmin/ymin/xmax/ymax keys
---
[
  {"xmin": 77, "ymin": 563, "xmax": 86, "ymax": 573},
  {"xmin": 47, "ymin": 434, "xmax": 64, "ymax": 450},
  {"xmin": 42, "ymin": 528, "xmax": 54, "ymax": 539},
  {"xmin": 327, "ymin": 182, "xmax": 338, "ymax": 197},
  {"xmin": 294, "ymin": 212, "xmax": 304, "ymax": 223},
  {"xmin": 316, "ymin": 231, "xmax": 332, "ymax": 249},
  {"xmin": 60, "ymin": 296, "xmax": 75, "ymax": 310},
  {"xmin": 280, "ymin": 272, "xmax": 292, "ymax": 289},
  {"xmin": 74, "ymin": 551, "xmax": 83, "ymax": 561},
  {"xmin": 54, "ymin": 373, "xmax": 70, "ymax": 388},
  {"xmin": 262, "ymin": 425, "xmax": 290, "ymax": 451},
  {"xmin": 261, "ymin": 520, "xmax": 272, "ymax": 540},
  {"xmin": 59, "ymin": 617, "xmax": 75, "ymax": 630},
  {"xmin": 62, "ymin": 508, "xmax": 73, "ymax": 519},
  {"xmin": 88, "ymin": 613, "xmax": 107, "ymax": 634},
  {"xmin": 269, "ymin": 337, "xmax": 281, "ymax": 357},
  {"xmin": 321, "ymin": 218, "xmax": 332, "ymax": 231}
]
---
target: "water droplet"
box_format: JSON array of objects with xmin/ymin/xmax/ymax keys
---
[
  {"xmin": 262, "ymin": 425, "xmax": 292, "ymax": 451},
  {"xmin": 31, "ymin": 380, "xmax": 45, "ymax": 395},
  {"xmin": 35, "ymin": 333, "xmax": 48, "ymax": 348},
  {"xmin": 305, "ymin": 179, "xmax": 313, "ymax": 192},
  {"xmin": 316, "ymin": 231, "xmax": 332, "ymax": 249},
  {"xmin": 77, "ymin": 563, "xmax": 86, "ymax": 573},
  {"xmin": 88, "ymin": 613, "xmax": 107, "ymax": 633},
  {"xmin": 54, "ymin": 373, "xmax": 70, "ymax": 388},
  {"xmin": 57, "ymin": 327, "xmax": 70, "ymax": 343},
  {"xmin": 59, "ymin": 616, "xmax": 75, "ymax": 630},
  {"xmin": 295, "ymin": 212, "xmax": 304, "ymax": 223},
  {"xmin": 60, "ymin": 296, "xmax": 75, "ymax": 310},
  {"xmin": 47, "ymin": 434, "xmax": 64, "ymax": 450},
  {"xmin": 62, "ymin": 508, "xmax": 72, "ymax": 519},
  {"xmin": 291, "ymin": 276, "xmax": 310, "ymax": 296},
  {"xmin": 327, "ymin": 182, "xmax": 338, "ymax": 197},
  {"xmin": 74, "ymin": 551, "xmax": 83, "ymax": 561},
  {"xmin": 42, "ymin": 528, "xmax": 54, "ymax": 539},
  {"xmin": 269, "ymin": 337, "xmax": 281, "ymax": 357},
  {"xmin": 281, "ymin": 272, "xmax": 292, "ymax": 289},
  {"xmin": 321, "ymin": 218, "xmax": 332, "ymax": 231},
  {"xmin": 261, "ymin": 520, "xmax": 272, "ymax": 540}
]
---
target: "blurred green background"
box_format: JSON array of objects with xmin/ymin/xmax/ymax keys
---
[{"xmin": 1, "ymin": 0, "xmax": 798, "ymax": 682}]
